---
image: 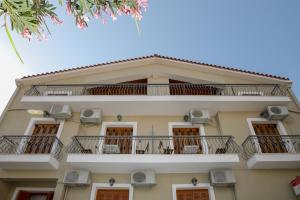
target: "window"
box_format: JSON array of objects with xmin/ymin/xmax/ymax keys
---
[
  {"xmin": 100, "ymin": 122, "xmax": 137, "ymax": 154},
  {"xmin": 172, "ymin": 184, "xmax": 216, "ymax": 200},
  {"xmin": 12, "ymin": 188, "xmax": 55, "ymax": 200},
  {"xmin": 168, "ymin": 122, "xmax": 208, "ymax": 154},
  {"xmin": 90, "ymin": 183, "xmax": 133, "ymax": 200},
  {"xmin": 22, "ymin": 118, "xmax": 64, "ymax": 154},
  {"xmin": 247, "ymin": 118, "xmax": 289, "ymax": 153}
]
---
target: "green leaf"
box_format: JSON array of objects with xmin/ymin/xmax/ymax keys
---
[
  {"xmin": 134, "ymin": 18, "xmax": 141, "ymax": 37},
  {"xmin": 4, "ymin": 14, "xmax": 24, "ymax": 64}
]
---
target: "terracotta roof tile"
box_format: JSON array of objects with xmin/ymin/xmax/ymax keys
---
[{"xmin": 21, "ymin": 54, "xmax": 290, "ymax": 81}]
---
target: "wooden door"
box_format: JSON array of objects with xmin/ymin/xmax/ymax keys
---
[
  {"xmin": 173, "ymin": 128, "xmax": 202, "ymax": 154},
  {"xmin": 252, "ymin": 123, "xmax": 287, "ymax": 153},
  {"xmin": 16, "ymin": 191, "xmax": 54, "ymax": 200},
  {"xmin": 176, "ymin": 189, "xmax": 209, "ymax": 200},
  {"xmin": 96, "ymin": 189, "xmax": 129, "ymax": 200},
  {"xmin": 25, "ymin": 124, "xmax": 59, "ymax": 154},
  {"xmin": 105, "ymin": 127, "xmax": 133, "ymax": 154}
]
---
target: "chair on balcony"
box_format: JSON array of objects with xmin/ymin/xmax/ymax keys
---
[
  {"xmin": 158, "ymin": 141, "xmax": 173, "ymax": 154},
  {"xmin": 136, "ymin": 142, "xmax": 149, "ymax": 154},
  {"xmin": 215, "ymin": 138, "xmax": 232, "ymax": 154}
]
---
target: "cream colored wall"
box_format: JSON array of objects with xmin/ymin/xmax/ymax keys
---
[
  {"xmin": 63, "ymin": 171, "xmax": 300, "ymax": 200},
  {"xmin": 40, "ymin": 64, "xmax": 268, "ymax": 85},
  {"xmin": 1, "ymin": 63, "xmax": 299, "ymax": 200},
  {"xmin": 0, "ymin": 180, "xmax": 10, "ymax": 200}
]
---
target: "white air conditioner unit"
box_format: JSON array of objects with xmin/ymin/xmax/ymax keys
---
[
  {"xmin": 189, "ymin": 110, "xmax": 210, "ymax": 124},
  {"xmin": 49, "ymin": 104, "xmax": 72, "ymax": 119},
  {"xmin": 80, "ymin": 109, "xmax": 102, "ymax": 124},
  {"xmin": 262, "ymin": 106, "xmax": 289, "ymax": 120},
  {"xmin": 131, "ymin": 170, "xmax": 156, "ymax": 186},
  {"xmin": 63, "ymin": 170, "xmax": 91, "ymax": 186},
  {"xmin": 210, "ymin": 169, "xmax": 236, "ymax": 186}
]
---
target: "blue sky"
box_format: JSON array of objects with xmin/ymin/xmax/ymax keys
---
[{"xmin": 0, "ymin": 0, "xmax": 299, "ymax": 112}]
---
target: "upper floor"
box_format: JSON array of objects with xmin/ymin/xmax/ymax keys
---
[
  {"xmin": 16, "ymin": 55, "xmax": 293, "ymax": 116},
  {"xmin": 0, "ymin": 55, "xmax": 299, "ymax": 175}
]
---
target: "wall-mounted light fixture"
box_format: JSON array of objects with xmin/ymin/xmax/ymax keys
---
[
  {"xmin": 27, "ymin": 109, "xmax": 44, "ymax": 115},
  {"xmin": 183, "ymin": 115, "xmax": 189, "ymax": 122},
  {"xmin": 109, "ymin": 178, "xmax": 115, "ymax": 186},
  {"xmin": 27, "ymin": 109, "xmax": 50, "ymax": 117},
  {"xmin": 191, "ymin": 177, "xmax": 198, "ymax": 186},
  {"xmin": 117, "ymin": 114, "xmax": 122, "ymax": 121}
]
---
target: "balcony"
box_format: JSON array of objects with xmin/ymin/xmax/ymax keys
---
[
  {"xmin": 66, "ymin": 135, "xmax": 240, "ymax": 173},
  {"xmin": 0, "ymin": 135, "xmax": 63, "ymax": 170},
  {"xmin": 242, "ymin": 135, "xmax": 300, "ymax": 169},
  {"xmin": 21, "ymin": 84, "xmax": 290, "ymax": 115}
]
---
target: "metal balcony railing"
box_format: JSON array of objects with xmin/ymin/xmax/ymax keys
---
[
  {"xmin": 66, "ymin": 135, "xmax": 240, "ymax": 155},
  {"xmin": 24, "ymin": 84, "xmax": 286, "ymax": 97},
  {"xmin": 242, "ymin": 135, "xmax": 300, "ymax": 159},
  {"xmin": 0, "ymin": 135, "xmax": 64, "ymax": 160}
]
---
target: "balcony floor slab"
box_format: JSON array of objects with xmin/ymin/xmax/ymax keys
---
[
  {"xmin": 0, "ymin": 154, "xmax": 60, "ymax": 170},
  {"xmin": 67, "ymin": 154, "xmax": 239, "ymax": 173},
  {"xmin": 21, "ymin": 95, "xmax": 290, "ymax": 115},
  {"xmin": 247, "ymin": 153, "xmax": 300, "ymax": 169}
]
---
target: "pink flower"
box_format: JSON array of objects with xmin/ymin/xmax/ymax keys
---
[
  {"xmin": 51, "ymin": 16, "xmax": 63, "ymax": 25},
  {"xmin": 66, "ymin": 0, "xmax": 72, "ymax": 15},
  {"xmin": 117, "ymin": 5, "xmax": 131, "ymax": 15},
  {"xmin": 105, "ymin": 6, "xmax": 117, "ymax": 21},
  {"xmin": 137, "ymin": 0, "xmax": 148, "ymax": 12},
  {"xmin": 94, "ymin": 10, "xmax": 100, "ymax": 19},
  {"xmin": 76, "ymin": 18, "xmax": 87, "ymax": 29},
  {"xmin": 132, "ymin": 9, "xmax": 142, "ymax": 20},
  {"xmin": 111, "ymin": 13, "xmax": 117, "ymax": 21},
  {"xmin": 21, "ymin": 28, "xmax": 32, "ymax": 40},
  {"xmin": 123, "ymin": 5, "xmax": 132, "ymax": 14}
]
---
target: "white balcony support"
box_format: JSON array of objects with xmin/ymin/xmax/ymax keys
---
[
  {"xmin": 66, "ymin": 154, "xmax": 239, "ymax": 173},
  {"xmin": 247, "ymin": 153, "xmax": 300, "ymax": 169},
  {"xmin": 0, "ymin": 154, "xmax": 59, "ymax": 170},
  {"xmin": 21, "ymin": 95, "xmax": 290, "ymax": 116}
]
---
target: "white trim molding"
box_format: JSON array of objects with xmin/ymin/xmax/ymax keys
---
[
  {"xmin": 168, "ymin": 122, "xmax": 208, "ymax": 154},
  {"xmin": 11, "ymin": 187, "xmax": 55, "ymax": 200},
  {"xmin": 245, "ymin": 117, "xmax": 299, "ymax": 169},
  {"xmin": 22, "ymin": 117, "xmax": 64, "ymax": 155},
  {"xmin": 90, "ymin": 183, "xmax": 133, "ymax": 200},
  {"xmin": 172, "ymin": 183, "xmax": 216, "ymax": 200},
  {"xmin": 99, "ymin": 121, "xmax": 137, "ymax": 154},
  {"xmin": 24, "ymin": 117, "xmax": 65, "ymax": 138},
  {"xmin": 246, "ymin": 117, "xmax": 288, "ymax": 136},
  {"xmin": 246, "ymin": 117, "xmax": 290, "ymax": 154}
]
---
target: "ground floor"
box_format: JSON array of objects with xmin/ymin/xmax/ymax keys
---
[{"xmin": 1, "ymin": 170, "xmax": 299, "ymax": 200}]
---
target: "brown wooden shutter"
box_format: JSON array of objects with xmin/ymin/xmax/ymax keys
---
[
  {"xmin": 169, "ymin": 79, "xmax": 218, "ymax": 95},
  {"xmin": 173, "ymin": 128, "xmax": 202, "ymax": 154},
  {"xmin": 96, "ymin": 189, "xmax": 129, "ymax": 200},
  {"xmin": 16, "ymin": 191, "xmax": 31, "ymax": 200},
  {"xmin": 16, "ymin": 191, "xmax": 54, "ymax": 200},
  {"xmin": 105, "ymin": 127, "xmax": 133, "ymax": 154},
  {"xmin": 87, "ymin": 79, "xmax": 147, "ymax": 95},
  {"xmin": 25, "ymin": 124, "xmax": 59, "ymax": 154},
  {"xmin": 32, "ymin": 124, "xmax": 59, "ymax": 135},
  {"xmin": 176, "ymin": 189, "xmax": 209, "ymax": 200},
  {"xmin": 252, "ymin": 123, "xmax": 287, "ymax": 153}
]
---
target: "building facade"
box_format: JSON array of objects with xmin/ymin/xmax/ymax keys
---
[{"xmin": 0, "ymin": 54, "xmax": 299, "ymax": 200}]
